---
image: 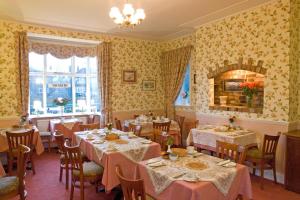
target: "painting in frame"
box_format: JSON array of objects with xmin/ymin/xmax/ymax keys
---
[
  {"xmin": 142, "ymin": 80, "xmax": 156, "ymax": 91},
  {"xmin": 122, "ymin": 70, "xmax": 136, "ymax": 83}
]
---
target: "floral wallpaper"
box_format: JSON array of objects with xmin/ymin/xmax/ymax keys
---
[
  {"xmin": 0, "ymin": 20, "xmax": 164, "ymax": 117},
  {"xmin": 164, "ymin": 0, "xmax": 297, "ymax": 122}
]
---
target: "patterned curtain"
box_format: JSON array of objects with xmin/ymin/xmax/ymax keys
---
[
  {"xmin": 17, "ymin": 32, "xmax": 29, "ymax": 115},
  {"xmin": 29, "ymin": 41, "xmax": 97, "ymax": 59},
  {"xmin": 161, "ymin": 46, "xmax": 192, "ymax": 118},
  {"xmin": 97, "ymin": 42, "xmax": 112, "ymax": 126}
]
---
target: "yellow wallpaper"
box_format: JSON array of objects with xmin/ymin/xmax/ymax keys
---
[
  {"xmin": 164, "ymin": 0, "xmax": 296, "ymax": 122},
  {"xmin": 0, "ymin": 20, "xmax": 164, "ymax": 117}
]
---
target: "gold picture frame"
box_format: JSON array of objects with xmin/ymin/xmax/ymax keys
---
[
  {"xmin": 142, "ymin": 80, "xmax": 156, "ymax": 91},
  {"xmin": 122, "ymin": 70, "xmax": 137, "ymax": 83}
]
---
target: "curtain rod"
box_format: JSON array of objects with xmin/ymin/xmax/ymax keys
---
[{"xmin": 27, "ymin": 32, "xmax": 101, "ymax": 45}]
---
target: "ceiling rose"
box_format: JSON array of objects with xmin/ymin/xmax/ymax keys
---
[{"xmin": 109, "ymin": 1, "xmax": 146, "ymax": 28}]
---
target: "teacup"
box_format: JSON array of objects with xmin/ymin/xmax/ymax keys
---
[
  {"xmin": 187, "ymin": 146, "xmax": 195, "ymax": 154},
  {"xmin": 169, "ymin": 153, "xmax": 178, "ymax": 161}
]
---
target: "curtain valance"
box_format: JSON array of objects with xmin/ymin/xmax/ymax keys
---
[{"xmin": 28, "ymin": 40, "xmax": 98, "ymax": 59}]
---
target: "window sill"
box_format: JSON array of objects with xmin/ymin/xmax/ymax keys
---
[{"xmin": 29, "ymin": 112, "xmax": 101, "ymax": 119}]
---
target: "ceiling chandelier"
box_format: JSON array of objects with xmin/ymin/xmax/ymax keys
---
[{"xmin": 109, "ymin": 1, "xmax": 146, "ymax": 28}]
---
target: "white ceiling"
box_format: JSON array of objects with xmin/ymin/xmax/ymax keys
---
[{"xmin": 0, "ymin": 0, "xmax": 272, "ymax": 40}]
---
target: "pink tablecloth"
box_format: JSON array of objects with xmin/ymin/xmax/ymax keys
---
[
  {"xmin": 138, "ymin": 161, "xmax": 253, "ymax": 200},
  {"xmin": 74, "ymin": 135, "xmax": 161, "ymax": 191},
  {"xmin": 50, "ymin": 119, "xmax": 81, "ymax": 138},
  {"xmin": 0, "ymin": 127, "xmax": 45, "ymax": 177}
]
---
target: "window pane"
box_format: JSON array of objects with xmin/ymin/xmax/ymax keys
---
[
  {"xmin": 175, "ymin": 65, "xmax": 190, "ymax": 105},
  {"xmin": 75, "ymin": 56, "xmax": 88, "ymax": 74},
  {"xmin": 46, "ymin": 76, "xmax": 73, "ymax": 114},
  {"xmin": 89, "ymin": 57, "xmax": 97, "ymax": 74},
  {"xmin": 90, "ymin": 77, "xmax": 100, "ymax": 112},
  {"xmin": 29, "ymin": 52, "xmax": 44, "ymax": 72},
  {"xmin": 29, "ymin": 76, "xmax": 44, "ymax": 115},
  {"xmin": 46, "ymin": 54, "xmax": 72, "ymax": 73},
  {"xmin": 75, "ymin": 77, "xmax": 87, "ymax": 112}
]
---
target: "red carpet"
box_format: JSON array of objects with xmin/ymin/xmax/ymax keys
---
[{"xmin": 10, "ymin": 152, "xmax": 300, "ymax": 200}]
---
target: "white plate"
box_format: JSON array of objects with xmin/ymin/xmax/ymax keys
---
[
  {"xmin": 141, "ymin": 140, "xmax": 152, "ymax": 144},
  {"xmin": 223, "ymin": 162, "xmax": 237, "ymax": 168},
  {"xmin": 217, "ymin": 160, "xmax": 231, "ymax": 166},
  {"xmin": 183, "ymin": 177, "xmax": 198, "ymax": 182},
  {"xmin": 148, "ymin": 161, "xmax": 165, "ymax": 168},
  {"xmin": 92, "ymin": 140, "xmax": 104, "ymax": 144},
  {"xmin": 147, "ymin": 157, "xmax": 162, "ymax": 165}
]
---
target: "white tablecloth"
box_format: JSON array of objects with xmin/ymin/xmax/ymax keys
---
[
  {"xmin": 49, "ymin": 118, "xmax": 81, "ymax": 133},
  {"xmin": 187, "ymin": 128, "xmax": 257, "ymax": 150}
]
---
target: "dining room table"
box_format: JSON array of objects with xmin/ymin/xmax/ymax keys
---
[
  {"xmin": 123, "ymin": 117, "xmax": 181, "ymax": 145},
  {"xmin": 138, "ymin": 153, "xmax": 253, "ymax": 200},
  {"xmin": 0, "ymin": 125, "xmax": 45, "ymax": 177},
  {"xmin": 73, "ymin": 128, "xmax": 161, "ymax": 191},
  {"xmin": 186, "ymin": 125, "xmax": 258, "ymax": 152},
  {"xmin": 50, "ymin": 118, "xmax": 82, "ymax": 138}
]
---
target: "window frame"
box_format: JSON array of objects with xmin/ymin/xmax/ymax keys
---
[{"xmin": 29, "ymin": 53, "xmax": 99, "ymax": 116}]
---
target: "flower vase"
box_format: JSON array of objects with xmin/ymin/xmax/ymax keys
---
[
  {"xmin": 246, "ymin": 96, "xmax": 253, "ymax": 108},
  {"xmin": 167, "ymin": 145, "xmax": 172, "ymax": 154}
]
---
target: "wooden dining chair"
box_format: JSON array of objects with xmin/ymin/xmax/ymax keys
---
[
  {"xmin": 128, "ymin": 123, "xmax": 143, "ymax": 137},
  {"xmin": 0, "ymin": 144, "xmax": 30, "ymax": 200},
  {"xmin": 6, "ymin": 129, "xmax": 35, "ymax": 175},
  {"xmin": 54, "ymin": 132, "xmax": 70, "ymax": 189},
  {"xmin": 153, "ymin": 121, "xmax": 171, "ymax": 149},
  {"xmin": 244, "ymin": 133, "xmax": 280, "ymax": 189},
  {"xmin": 79, "ymin": 123, "xmax": 100, "ymax": 131},
  {"xmin": 216, "ymin": 141, "xmax": 240, "ymax": 163},
  {"xmin": 115, "ymin": 165, "xmax": 146, "ymax": 200},
  {"xmin": 114, "ymin": 118, "xmax": 123, "ymax": 131},
  {"xmin": 64, "ymin": 142, "xmax": 103, "ymax": 200}
]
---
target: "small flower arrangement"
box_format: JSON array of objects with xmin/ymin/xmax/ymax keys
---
[
  {"xmin": 53, "ymin": 97, "xmax": 69, "ymax": 106},
  {"xmin": 240, "ymin": 82, "xmax": 258, "ymax": 98},
  {"xmin": 228, "ymin": 116, "xmax": 236, "ymax": 124},
  {"xmin": 106, "ymin": 123, "xmax": 113, "ymax": 131},
  {"xmin": 181, "ymin": 91, "xmax": 189, "ymax": 99},
  {"xmin": 166, "ymin": 136, "xmax": 174, "ymax": 146},
  {"xmin": 20, "ymin": 113, "xmax": 29, "ymax": 124}
]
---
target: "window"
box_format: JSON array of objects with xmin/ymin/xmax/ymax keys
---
[
  {"xmin": 175, "ymin": 65, "xmax": 190, "ymax": 106},
  {"xmin": 29, "ymin": 52, "xmax": 100, "ymax": 115}
]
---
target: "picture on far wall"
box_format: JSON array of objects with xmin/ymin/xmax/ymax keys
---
[
  {"xmin": 142, "ymin": 80, "xmax": 156, "ymax": 91},
  {"xmin": 122, "ymin": 70, "xmax": 136, "ymax": 83}
]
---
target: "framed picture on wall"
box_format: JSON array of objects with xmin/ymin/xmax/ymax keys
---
[
  {"xmin": 142, "ymin": 80, "xmax": 156, "ymax": 91},
  {"xmin": 122, "ymin": 70, "xmax": 136, "ymax": 83}
]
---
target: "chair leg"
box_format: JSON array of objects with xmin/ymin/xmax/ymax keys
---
[
  {"xmin": 252, "ymin": 162, "xmax": 256, "ymax": 175},
  {"xmin": 59, "ymin": 165, "xmax": 63, "ymax": 182},
  {"xmin": 70, "ymin": 181, "xmax": 74, "ymax": 200},
  {"xmin": 272, "ymin": 161, "xmax": 277, "ymax": 184},
  {"xmin": 66, "ymin": 164, "xmax": 69, "ymax": 190},
  {"xmin": 260, "ymin": 161, "xmax": 264, "ymax": 189},
  {"xmin": 30, "ymin": 153, "xmax": 36, "ymax": 175},
  {"xmin": 80, "ymin": 180, "xmax": 84, "ymax": 200},
  {"xmin": 48, "ymin": 137, "xmax": 51, "ymax": 152}
]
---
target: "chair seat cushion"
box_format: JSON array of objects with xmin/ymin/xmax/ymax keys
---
[
  {"xmin": 246, "ymin": 148, "xmax": 274, "ymax": 159},
  {"xmin": 0, "ymin": 176, "xmax": 19, "ymax": 196},
  {"xmin": 72, "ymin": 162, "xmax": 104, "ymax": 177},
  {"xmin": 40, "ymin": 131, "xmax": 52, "ymax": 137}
]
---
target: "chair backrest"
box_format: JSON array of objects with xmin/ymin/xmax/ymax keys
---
[
  {"xmin": 53, "ymin": 132, "xmax": 66, "ymax": 153},
  {"xmin": 115, "ymin": 165, "xmax": 146, "ymax": 200},
  {"xmin": 175, "ymin": 115, "xmax": 185, "ymax": 131},
  {"xmin": 216, "ymin": 140, "xmax": 240, "ymax": 163},
  {"xmin": 153, "ymin": 121, "xmax": 171, "ymax": 133},
  {"xmin": 79, "ymin": 123, "xmax": 100, "ymax": 131},
  {"xmin": 114, "ymin": 118, "xmax": 122, "ymax": 131},
  {"xmin": 17, "ymin": 144, "xmax": 30, "ymax": 193},
  {"xmin": 262, "ymin": 134, "xmax": 280, "ymax": 158},
  {"xmin": 128, "ymin": 123, "xmax": 142, "ymax": 136},
  {"xmin": 6, "ymin": 129, "xmax": 34, "ymax": 151},
  {"xmin": 64, "ymin": 142, "xmax": 84, "ymax": 179},
  {"xmin": 133, "ymin": 114, "xmax": 140, "ymax": 119}
]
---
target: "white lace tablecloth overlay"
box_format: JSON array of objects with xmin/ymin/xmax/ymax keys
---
[
  {"xmin": 75, "ymin": 131, "xmax": 151, "ymax": 163},
  {"xmin": 145, "ymin": 155, "xmax": 237, "ymax": 195},
  {"xmin": 186, "ymin": 127, "xmax": 257, "ymax": 148}
]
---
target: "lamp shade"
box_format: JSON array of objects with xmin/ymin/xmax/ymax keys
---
[{"xmin": 123, "ymin": 3, "xmax": 134, "ymax": 16}]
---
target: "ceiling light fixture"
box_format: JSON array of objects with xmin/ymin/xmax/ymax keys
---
[{"xmin": 109, "ymin": 1, "xmax": 145, "ymax": 28}]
